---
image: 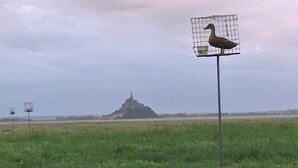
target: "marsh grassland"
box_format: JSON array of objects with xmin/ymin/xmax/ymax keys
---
[{"xmin": 0, "ymin": 118, "xmax": 297, "ymax": 168}]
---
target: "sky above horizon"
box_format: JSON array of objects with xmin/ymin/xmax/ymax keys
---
[{"xmin": 0, "ymin": 0, "xmax": 298, "ymax": 117}]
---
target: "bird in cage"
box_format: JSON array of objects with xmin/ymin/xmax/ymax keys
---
[{"xmin": 204, "ymin": 23, "xmax": 238, "ymax": 55}]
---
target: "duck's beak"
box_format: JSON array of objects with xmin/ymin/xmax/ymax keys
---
[{"xmin": 204, "ymin": 26, "xmax": 208, "ymax": 30}]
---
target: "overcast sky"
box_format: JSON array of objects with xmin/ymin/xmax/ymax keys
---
[{"xmin": 0, "ymin": 0, "xmax": 298, "ymax": 117}]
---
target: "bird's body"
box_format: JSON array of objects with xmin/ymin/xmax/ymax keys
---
[
  {"xmin": 209, "ymin": 36, "xmax": 238, "ymax": 49},
  {"xmin": 204, "ymin": 23, "xmax": 238, "ymax": 54}
]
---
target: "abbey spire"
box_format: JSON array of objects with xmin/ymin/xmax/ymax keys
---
[{"xmin": 129, "ymin": 91, "xmax": 133, "ymax": 100}]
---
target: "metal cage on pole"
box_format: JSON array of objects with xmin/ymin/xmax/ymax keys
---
[
  {"xmin": 24, "ymin": 102, "xmax": 33, "ymax": 135},
  {"xmin": 9, "ymin": 107, "xmax": 15, "ymax": 136},
  {"xmin": 191, "ymin": 14, "xmax": 240, "ymax": 168}
]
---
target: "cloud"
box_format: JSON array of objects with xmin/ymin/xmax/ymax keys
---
[
  {"xmin": 0, "ymin": 0, "xmax": 298, "ymax": 117},
  {"xmin": 59, "ymin": 0, "xmax": 151, "ymax": 12}
]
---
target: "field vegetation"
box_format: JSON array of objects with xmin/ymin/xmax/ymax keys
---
[{"xmin": 0, "ymin": 118, "xmax": 297, "ymax": 167}]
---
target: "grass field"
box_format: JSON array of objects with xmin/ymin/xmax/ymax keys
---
[{"xmin": 0, "ymin": 118, "xmax": 297, "ymax": 168}]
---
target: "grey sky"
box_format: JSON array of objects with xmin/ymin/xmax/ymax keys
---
[{"xmin": 0, "ymin": 0, "xmax": 298, "ymax": 117}]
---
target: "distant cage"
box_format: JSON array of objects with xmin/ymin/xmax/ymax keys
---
[
  {"xmin": 191, "ymin": 14, "xmax": 240, "ymax": 57},
  {"xmin": 9, "ymin": 107, "xmax": 15, "ymax": 115},
  {"xmin": 24, "ymin": 102, "xmax": 33, "ymax": 112}
]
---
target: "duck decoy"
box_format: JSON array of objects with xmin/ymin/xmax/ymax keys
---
[{"xmin": 204, "ymin": 23, "xmax": 238, "ymax": 55}]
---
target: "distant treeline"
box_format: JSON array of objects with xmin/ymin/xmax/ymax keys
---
[
  {"xmin": 56, "ymin": 116, "xmax": 99, "ymax": 121},
  {"xmin": 0, "ymin": 118, "xmax": 28, "ymax": 122}
]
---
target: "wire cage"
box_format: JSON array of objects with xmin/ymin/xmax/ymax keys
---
[
  {"xmin": 24, "ymin": 102, "xmax": 33, "ymax": 112},
  {"xmin": 9, "ymin": 107, "xmax": 15, "ymax": 115},
  {"xmin": 191, "ymin": 14, "xmax": 240, "ymax": 57}
]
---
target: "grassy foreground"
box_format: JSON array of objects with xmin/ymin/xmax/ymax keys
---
[{"xmin": 0, "ymin": 118, "xmax": 297, "ymax": 168}]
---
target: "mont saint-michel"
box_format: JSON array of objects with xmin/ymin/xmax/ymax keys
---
[{"xmin": 102, "ymin": 93, "xmax": 159, "ymax": 119}]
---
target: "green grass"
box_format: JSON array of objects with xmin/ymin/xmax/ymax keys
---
[{"xmin": 0, "ymin": 118, "xmax": 297, "ymax": 168}]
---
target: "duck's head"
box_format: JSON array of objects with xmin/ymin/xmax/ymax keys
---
[{"xmin": 204, "ymin": 23, "xmax": 215, "ymax": 30}]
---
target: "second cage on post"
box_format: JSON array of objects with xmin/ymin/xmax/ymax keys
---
[{"xmin": 24, "ymin": 102, "xmax": 34, "ymax": 135}]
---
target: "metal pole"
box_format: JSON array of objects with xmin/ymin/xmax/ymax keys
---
[
  {"xmin": 28, "ymin": 112, "xmax": 31, "ymax": 135},
  {"xmin": 11, "ymin": 114, "xmax": 14, "ymax": 136},
  {"xmin": 217, "ymin": 56, "xmax": 223, "ymax": 168}
]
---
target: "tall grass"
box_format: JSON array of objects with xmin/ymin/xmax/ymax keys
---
[{"xmin": 0, "ymin": 118, "xmax": 297, "ymax": 167}]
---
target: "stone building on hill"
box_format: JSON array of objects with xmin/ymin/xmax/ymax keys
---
[{"xmin": 102, "ymin": 92, "xmax": 159, "ymax": 119}]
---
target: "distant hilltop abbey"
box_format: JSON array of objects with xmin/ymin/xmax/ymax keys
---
[{"xmin": 102, "ymin": 92, "xmax": 159, "ymax": 119}]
